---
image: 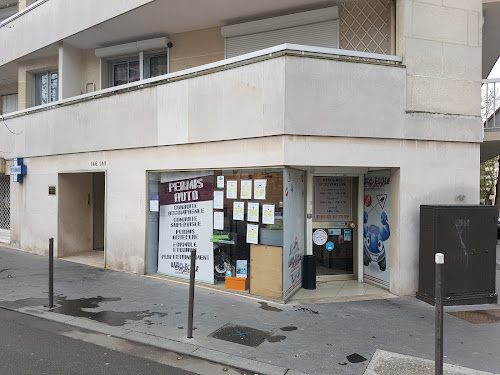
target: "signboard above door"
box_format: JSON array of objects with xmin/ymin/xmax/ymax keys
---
[{"xmin": 314, "ymin": 176, "xmax": 352, "ymax": 222}]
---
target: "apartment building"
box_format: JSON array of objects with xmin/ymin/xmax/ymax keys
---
[{"xmin": 0, "ymin": 0, "xmax": 490, "ymax": 301}]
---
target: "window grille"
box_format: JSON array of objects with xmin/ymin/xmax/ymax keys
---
[{"xmin": 0, "ymin": 175, "xmax": 10, "ymax": 230}]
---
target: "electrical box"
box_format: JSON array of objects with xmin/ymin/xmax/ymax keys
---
[{"xmin": 417, "ymin": 205, "xmax": 498, "ymax": 306}]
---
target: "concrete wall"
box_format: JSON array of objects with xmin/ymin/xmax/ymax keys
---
[
  {"xmin": 169, "ymin": 27, "xmax": 225, "ymax": 72},
  {"xmin": 81, "ymin": 49, "xmax": 101, "ymax": 93},
  {"xmin": 396, "ymin": 0, "xmax": 482, "ymax": 116},
  {"xmin": 8, "ymin": 134, "xmax": 479, "ymax": 294},
  {"xmin": 59, "ymin": 42, "xmax": 84, "ymax": 99},
  {"xmin": 17, "ymin": 55, "xmax": 58, "ymax": 110},
  {"xmin": 57, "ymin": 173, "xmax": 92, "ymax": 257}
]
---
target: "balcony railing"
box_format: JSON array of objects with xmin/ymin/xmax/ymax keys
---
[
  {"xmin": 0, "ymin": 0, "xmax": 47, "ymax": 28},
  {"xmin": 483, "ymin": 78, "xmax": 500, "ymax": 132}
]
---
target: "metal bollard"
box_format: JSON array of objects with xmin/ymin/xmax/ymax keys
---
[
  {"xmin": 49, "ymin": 238, "xmax": 54, "ymax": 309},
  {"xmin": 187, "ymin": 249, "xmax": 196, "ymax": 339},
  {"xmin": 435, "ymin": 252, "xmax": 444, "ymax": 375}
]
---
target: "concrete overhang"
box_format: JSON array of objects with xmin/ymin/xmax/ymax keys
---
[
  {"xmin": 481, "ymin": 131, "xmax": 500, "ymax": 162},
  {"xmin": 483, "ymin": 1, "xmax": 500, "ymax": 78}
]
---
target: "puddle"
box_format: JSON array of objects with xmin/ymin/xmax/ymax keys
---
[
  {"xmin": 280, "ymin": 326, "xmax": 297, "ymax": 331},
  {"xmin": 2, "ymin": 296, "xmax": 168, "ymax": 327},
  {"xmin": 50, "ymin": 296, "xmax": 168, "ymax": 326},
  {"xmin": 347, "ymin": 353, "xmax": 367, "ymax": 363},
  {"xmin": 267, "ymin": 335, "xmax": 286, "ymax": 343},
  {"xmin": 209, "ymin": 324, "xmax": 272, "ymax": 347},
  {"xmin": 258, "ymin": 302, "xmax": 282, "ymax": 312}
]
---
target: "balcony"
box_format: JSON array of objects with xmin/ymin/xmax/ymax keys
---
[{"xmin": 0, "ymin": 44, "xmax": 407, "ymax": 159}]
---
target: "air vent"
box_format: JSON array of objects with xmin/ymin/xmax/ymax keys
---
[{"xmin": 48, "ymin": 185, "xmax": 56, "ymax": 196}]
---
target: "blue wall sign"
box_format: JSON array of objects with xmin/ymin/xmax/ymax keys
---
[
  {"xmin": 325, "ymin": 241, "xmax": 334, "ymax": 251},
  {"xmin": 10, "ymin": 158, "xmax": 27, "ymax": 183}
]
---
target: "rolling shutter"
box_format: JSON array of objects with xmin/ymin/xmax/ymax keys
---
[{"xmin": 225, "ymin": 20, "xmax": 339, "ymax": 59}]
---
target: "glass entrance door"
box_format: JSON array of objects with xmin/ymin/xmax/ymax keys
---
[
  {"xmin": 313, "ymin": 227, "xmax": 353, "ymax": 275},
  {"xmin": 312, "ymin": 176, "xmax": 357, "ymax": 277}
]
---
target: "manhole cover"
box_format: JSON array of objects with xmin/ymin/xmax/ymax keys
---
[
  {"xmin": 448, "ymin": 309, "xmax": 500, "ymax": 324},
  {"xmin": 209, "ymin": 324, "xmax": 272, "ymax": 347}
]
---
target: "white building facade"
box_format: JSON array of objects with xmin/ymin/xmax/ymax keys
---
[{"xmin": 0, "ymin": 0, "xmax": 486, "ymax": 300}]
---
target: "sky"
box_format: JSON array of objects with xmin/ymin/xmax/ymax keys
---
[{"xmin": 488, "ymin": 57, "xmax": 500, "ymax": 79}]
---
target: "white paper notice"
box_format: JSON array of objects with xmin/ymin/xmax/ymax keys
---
[
  {"xmin": 213, "ymin": 190, "xmax": 224, "ymax": 209},
  {"xmin": 227, "ymin": 180, "xmax": 237, "ymax": 199},
  {"xmin": 150, "ymin": 200, "xmax": 159, "ymax": 212},
  {"xmin": 233, "ymin": 201, "xmax": 244, "ymax": 221},
  {"xmin": 217, "ymin": 176, "xmax": 224, "ymax": 189},
  {"xmin": 246, "ymin": 224, "xmax": 259, "ymax": 244},
  {"xmin": 247, "ymin": 202, "xmax": 259, "ymax": 222},
  {"xmin": 241, "ymin": 180, "xmax": 252, "ymax": 200},
  {"xmin": 213, "ymin": 211, "xmax": 224, "ymax": 230},
  {"xmin": 262, "ymin": 204, "xmax": 275, "ymax": 224},
  {"xmin": 254, "ymin": 179, "xmax": 267, "ymax": 200}
]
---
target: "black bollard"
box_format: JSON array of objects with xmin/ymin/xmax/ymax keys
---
[
  {"xmin": 187, "ymin": 249, "xmax": 196, "ymax": 339},
  {"xmin": 49, "ymin": 238, "xmax": 54, "ymax": 309},
  {"xmin": 435, "ymin": 252, "xmax": 444, "ymax": 375}
]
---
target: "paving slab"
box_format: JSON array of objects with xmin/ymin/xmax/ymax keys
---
[{"xmin": 364, "ymin": 350, "xmax": 499, "ymax": 375}]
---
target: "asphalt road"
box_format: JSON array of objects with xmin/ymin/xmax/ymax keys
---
[{"xmin": 0, "ymin": 308, "xmax": 242, "ymax": 375}]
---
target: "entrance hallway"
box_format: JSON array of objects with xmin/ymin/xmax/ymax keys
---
[
  {"xmin": 289, "ymin": 280, "xmax": 395, "ymax": 304},
  {"xmin": 61, "ymin": 250, "xmax": 104, "ymax": 268}
]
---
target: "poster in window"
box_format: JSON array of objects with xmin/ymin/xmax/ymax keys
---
[
  {"xmin": 254, "ymin": 179, "xmax": 267, "ymax": 200},
  {"xmin": 247, "ymin": 202, "xmax": 259, "ymax": 222},
  {"xmin": 236, "ymin": 260, "xmax": 248, "ymax": 278},
  {"xmin": 246, "ymin": 224, "xmax": 259, "ymax": 244},
  {"xmin": 363, "ymin": 170, "xmax": 391, "ymax": 290},
  {"xmin": 233, "ymin": 202, "xmax": 244, "ymax": 221},
  {"xmin": 262, "ymin": 204, "xmax": 275, "ymax": 224},
  {"xmin": 213, "ymin": 190, "xmax": 224, "ymax": 209},
  {"xmin": 213, "ymin": 211, "xmax": 224, "ymax": 230},
  {"xmin": 217, "ymin": 176, "xmax": 224, "ymax": 189},
  {"xmin": 241, "ymin": 180, "xmax": 252, "ymax": 200},
  {"xmin": 314, "ymin": 177, "xmax": 352, "ymax": 221},
  {"xmin": 157, "ymin": 175, "xmax": 214, "ymax": 283},
  {"xmin": 226, "ymin": 180, "xmax": 237, "ymax": 199}
]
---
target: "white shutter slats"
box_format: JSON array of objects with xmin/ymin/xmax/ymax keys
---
[{"xmin": 226, "ymin": 20, "xmax": 339, "ymax": 59}]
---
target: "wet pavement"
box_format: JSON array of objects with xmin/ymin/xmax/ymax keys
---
[{"xmin": 0, "ymin": 246, "xmax": 499, "ymax": 375}]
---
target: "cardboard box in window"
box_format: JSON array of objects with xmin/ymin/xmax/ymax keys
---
[{"xmin": 250, "ymin": 244, "xmax": 282, "ymax": 299}]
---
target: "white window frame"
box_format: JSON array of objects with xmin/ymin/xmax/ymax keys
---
[
  {"xmin": 33, "ymin": 70, "xmax": 58, "ymax": 106},
  {"xmin": 108, "ymin": 51, "xmax": 169, "ymax": 88}
]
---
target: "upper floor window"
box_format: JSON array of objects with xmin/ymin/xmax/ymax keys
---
[
  {"xmin": 34, "ymin": 71, "xmax": 58, "ymax": 106},
  {"xmin": 109, "ymin": 53, "xmax": 168, "ymax": 87}
]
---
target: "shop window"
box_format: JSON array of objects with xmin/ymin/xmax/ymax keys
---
[
  {"xmin": 147, "ymin": 168, "xmax": 305, "ymax": 300},
  {"xmin": 147, "ymin": 169, "xmax": 283, "ymax": 282},
  {"xmin": 34, "ymin": 71, "xmax": 58, "ymax": 106}
]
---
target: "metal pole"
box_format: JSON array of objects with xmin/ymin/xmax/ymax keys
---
[
  {"xmin": 187, "ymin": 249, "xmax": 196, "ymax": 339},
  {"xmin": 49, "ymin": 237, "xmax": 54, "ymax": 309},
  {"xmin": 435, "ymin": 253, "xmax": 444, "ymax": 375}
]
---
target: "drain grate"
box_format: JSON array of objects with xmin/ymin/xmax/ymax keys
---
[
  {"xmin": 448, "ymin": 309, "xmax": 500, "ymax": 324},
  {"xmin": 209, "ymin": 323, "xmax": 272, "ymax": 347}
]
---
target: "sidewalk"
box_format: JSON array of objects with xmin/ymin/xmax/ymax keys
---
[{"xmin": 0, "ymin": 246, "xmax": 498, "ymax": 375}]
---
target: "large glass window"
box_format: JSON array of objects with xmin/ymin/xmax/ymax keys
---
[
  {"xmin": 147, "ymin": 169, "xmax": 284, "ymax": 288},
  {"xmin": 34, "ymin": 71, "xmax": 58, "ymax": 106}
]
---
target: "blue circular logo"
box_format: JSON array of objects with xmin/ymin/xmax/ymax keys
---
[{"xmin": 325, "ymin": 241, "xmax": 334, "ymax": 251}]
